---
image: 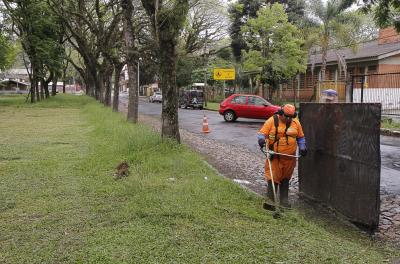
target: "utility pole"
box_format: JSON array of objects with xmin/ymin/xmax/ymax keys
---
[{"xmin": 203, "ymin": 30, "xmax": 208, "ymax": 107}]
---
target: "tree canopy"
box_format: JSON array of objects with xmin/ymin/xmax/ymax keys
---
[{"xmin": 241, "ymin": 3, "xmax": 306, "ymax": 95}]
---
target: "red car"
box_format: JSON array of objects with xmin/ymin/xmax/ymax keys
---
[{"xmin": 219, "ymin": 94, "xmax": 280, "ymax": 122}]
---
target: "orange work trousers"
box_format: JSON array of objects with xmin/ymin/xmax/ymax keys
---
[{"xmin": 265, "ymin": 156, "xmax": 296, "ymax": 184}]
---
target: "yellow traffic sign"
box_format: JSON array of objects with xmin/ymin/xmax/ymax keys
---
[{"xmin": 213, "ymin": 68, "xmax": 235, "ymax": 80}]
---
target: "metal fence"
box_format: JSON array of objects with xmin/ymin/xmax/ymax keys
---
[{"xmin": 351, "ymin": 72, "xmax": 400, "ymax": 116}]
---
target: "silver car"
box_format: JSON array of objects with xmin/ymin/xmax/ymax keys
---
[{"xmin": 149, "ymin": 92, "xmax": 162, "ymax": 103}]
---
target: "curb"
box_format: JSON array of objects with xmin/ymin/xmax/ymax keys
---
[
  {"xmin": 380, "ymin": 128, "xmax": 400, "ymax": 137},
  {"xmin": 204, "ymin": 108, "xmax": 219, "ymax": 112}
]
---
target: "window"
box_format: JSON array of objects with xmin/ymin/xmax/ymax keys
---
[
  {"xmin": 368, "ymin": 65, "xmax": 377, "ymax": 74},
  {"xmin": 248, "ymin": 96, "xmax": 267, "ymax": 106},
  {"xmin": 355, "ymin": 67, "xmax": 365, "ymax": 82},
  {"xmin": 231, "ymin": 96, "xmax": 247, "ymax": 104},
  {"xmin": 190, "ymin": 91, "xmax": 203, "ymax": 98}
]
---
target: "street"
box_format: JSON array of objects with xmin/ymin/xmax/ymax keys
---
[{"xmin": 121, "ymin": 96, "xmax": 400, "ymax": 195}]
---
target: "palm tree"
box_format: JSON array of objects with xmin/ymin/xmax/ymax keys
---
[{"xmin": 307, "ymin": 0, "xmax": 361, "ymax": 97}]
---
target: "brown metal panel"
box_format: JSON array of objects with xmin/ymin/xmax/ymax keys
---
[{"xmin": 299, "ymin": 103, "xmax": 381, "ymax": 230}]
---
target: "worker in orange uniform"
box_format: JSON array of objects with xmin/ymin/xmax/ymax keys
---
[{"xmin": 257, "ymin": 104, "xmax": 307, "ymax": 209}]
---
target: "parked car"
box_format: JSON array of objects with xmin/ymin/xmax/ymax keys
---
[
  {"xmin": 149, "ymin": 92, "xmax": 162, "ymax": 103},
  {"xmin": 219, "ymin": 94, "xmax": 280, "ymax": 122},
  {"xmin": 179, "ymin": 89, "xmax": 204, "ymax": 109}
]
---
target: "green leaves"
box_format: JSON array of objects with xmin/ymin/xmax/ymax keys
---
[
  {"xmin": 370, "ymin": 0, "xmax": 400, "ymax": 32},
  {"xmin": 240, "ymin": 3, "xmax": 306, "ymax": 85},
  {"xmin": 0, "ymin": 34, "xmax": 17, "ymax": 71},
  {"xmin": 5, "ymin": 0, "xmax": 65, "ymax": 78}
]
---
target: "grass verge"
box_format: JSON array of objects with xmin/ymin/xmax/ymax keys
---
[
  {"xmin": 0, "ymin": 95, "xmax": 398, "ymax": 263},
  {"xmin": 205, "ymin": 102, "xmax": 220, "ymax": 111},
  {"xmin": 381, "ymin": 118, "xmax": 400, "ymax": 131}
]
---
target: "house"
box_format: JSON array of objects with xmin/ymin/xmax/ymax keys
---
[
  {"xmin": 0, "ymin": 79, "xmax": 29, "ymax": 94},
  {"xmin": 0, "ymin": 68, "xmax": 30, "ymax": 83},
  {"xmin": 280, "ymin": 27, "xmax": 400, "ymax": 102},
  {"xmin": 140, "ymin": 82, "xmax": 159, "ymax": 96}
]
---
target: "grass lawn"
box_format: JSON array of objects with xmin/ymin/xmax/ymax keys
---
[
  {"xmin": 205, "ymin": 102, "xmax": 220, "ymax": 111},
  {"xmin": 0, "ymin": 95, "xmax": 398, "ymax": 263},
  {"xmin": 381, "ymin": 118, "xmax": 400, "ymax": 130}
]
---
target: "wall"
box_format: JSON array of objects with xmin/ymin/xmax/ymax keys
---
[{"xmin": 378, "ymin": 27, "xmax": 400, "ymax": 45}]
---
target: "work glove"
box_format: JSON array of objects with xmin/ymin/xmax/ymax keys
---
[
  {"xmin": 258, "ymin": 134, "xmax": 266, "ymax": 149},
  {"xmin": 297, "ymin": 137, "xmax": 307, "ymax": 157},
  {"xmin": 300, "ymin": 148, "xmax": 307, "ymax": 157},
  {"xmin": 268, "ymin": 151, "xmax": 275, "ymax": 161}
]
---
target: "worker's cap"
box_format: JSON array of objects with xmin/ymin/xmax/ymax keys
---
[
  {"xmin": 281, "ymin": 104, "xmax": 296, "ymax": 117},
  {"xmin": 322, "ymin": 89, "xmax": 338, "ymax": 97}
]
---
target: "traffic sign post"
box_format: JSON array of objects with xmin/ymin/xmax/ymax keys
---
[{"xmin": 213, "ymin": 68, "xmax": 235, "ymax": 80}]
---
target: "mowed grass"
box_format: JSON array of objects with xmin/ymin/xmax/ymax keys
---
[{"xmin": 0, "ymin": 95, "xmax": 398, "ymax": 263}]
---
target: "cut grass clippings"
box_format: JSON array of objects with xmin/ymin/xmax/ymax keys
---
[{"xmin": 0, "ymin": 94, "xmax": 398, "ymax": 263}]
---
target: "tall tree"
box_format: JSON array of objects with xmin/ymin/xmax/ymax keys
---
[
  {"xmin": 141, "ymin": 0, "xmax": 190, "ymax": 142},
  {"xmin": 0, "ymin": 33, "xmax": 16, "ymax": 71},
  {"xmin": 361, "ymin": 0, "xmax": 400, "ymax": 31},
  {"xmin": 180, "ymin": 0, "xmax": 227, "ymax": 55},
  {"xmin": 229, "ymin": 0, "xmax": 306, "ymax": 62},
  {"xmin": 241, "ymin": 3, "xmax": 306, "ymax": 98},
  {"xmin": 3, "ymin": 0, "xmax": 65, "ymax": 102},
  {"xmin": 122, "ymin": 0, "xmax": 139, "ymax": 123},
  {"xmin": 307, "ymin": 0, "xmax": 357, "ymax": 83},
  {"xmin": 52, "ymin": 0, "xmax": 122, "ymax": 103},
  {"xmin": 229, "ymin": 0, "xmax": 261, "ymax": 62}
]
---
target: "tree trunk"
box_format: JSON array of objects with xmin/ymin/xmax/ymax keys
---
[
  {"xmin": 84, "ymin": 68, "xmax": 94, "ymax": 97},
  {"xmin": 96, "ymin": 72, "xmax": 105, "ymax": 103},
  {"xmin": 259, "ymin": 82, "xmax": 264, "ymax": 98},
  {"xmin": 113, "ymin": 63, "xmax": 123, "ymax": 112},
  {"xmin": 312, "ymin": 33, "xmax": 329, "ymax": 101},
  {"xmin": 42, "ymin": 76, "xmax": 51, "ymax": 98},
  {"xmin": 36, "ymin": 79, "xmax": 40, "ymax": 102},
  {"xmin": 52, "ymin": 78, "xmax": 58, "ymax": 96},
  {"xmin": 30, "ymin": 67, "xmax": 36, "ymax": 103},
  {"xmin": 63, "ymin": 68, "xmax": 67, "ymax": 94},
  {"xmin": 311, "ymin": 47, "xmax": 327, "ymax": 102},
  {"xmin": 123, "ymin": 0, "xmax": 138, "ymax": 123},
  {"xmin": 141, "ymin": 0, "xmax": 188, "ymax": 142},
  {"xmin": 321, "ymin": 46, "xmax": 327, "ymax": 82},
  {"xmin": 40, "ymin": 80, "xmax": 46, "ymax": 100},
  {"xmin": 126, "ymin": 62, "xmax": 138, "ymax": 122},
  {"xmin": 104, "ymin": 70, "xmax": 112, "ymax": 107},
  {"xmin": 159, "ymin": 38, "xmax": 180, "ymax": 142}
]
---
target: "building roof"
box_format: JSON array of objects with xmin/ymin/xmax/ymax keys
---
[
  {"xmin": 3, "ymin": 69, "xmax": 29, "ymax": 75},
  {"xmin": 0, "ymin": 79, "xmax": 29, "ymax": 86},
  {"xmin": 308, "ymin": 40, "xmax": 400, "ymax": 66}
]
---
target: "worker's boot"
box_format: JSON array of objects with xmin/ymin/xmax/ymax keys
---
[
  {"xmin": 280, "ymin": 179, "xmax": 291, "ymax": 208},
  {"xmin": 263, "ymin": 180, "xmax": 276, "ymax": 211}
]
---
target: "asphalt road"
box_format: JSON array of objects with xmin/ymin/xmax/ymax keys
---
[{"xmin": 121, "ymin": 96, "xmax": 400, "ymax": 195}]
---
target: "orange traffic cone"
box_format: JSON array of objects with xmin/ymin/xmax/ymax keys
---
[{"xmin": 202, "ymin": 115, "xmax": 210, "ymax": 133}]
